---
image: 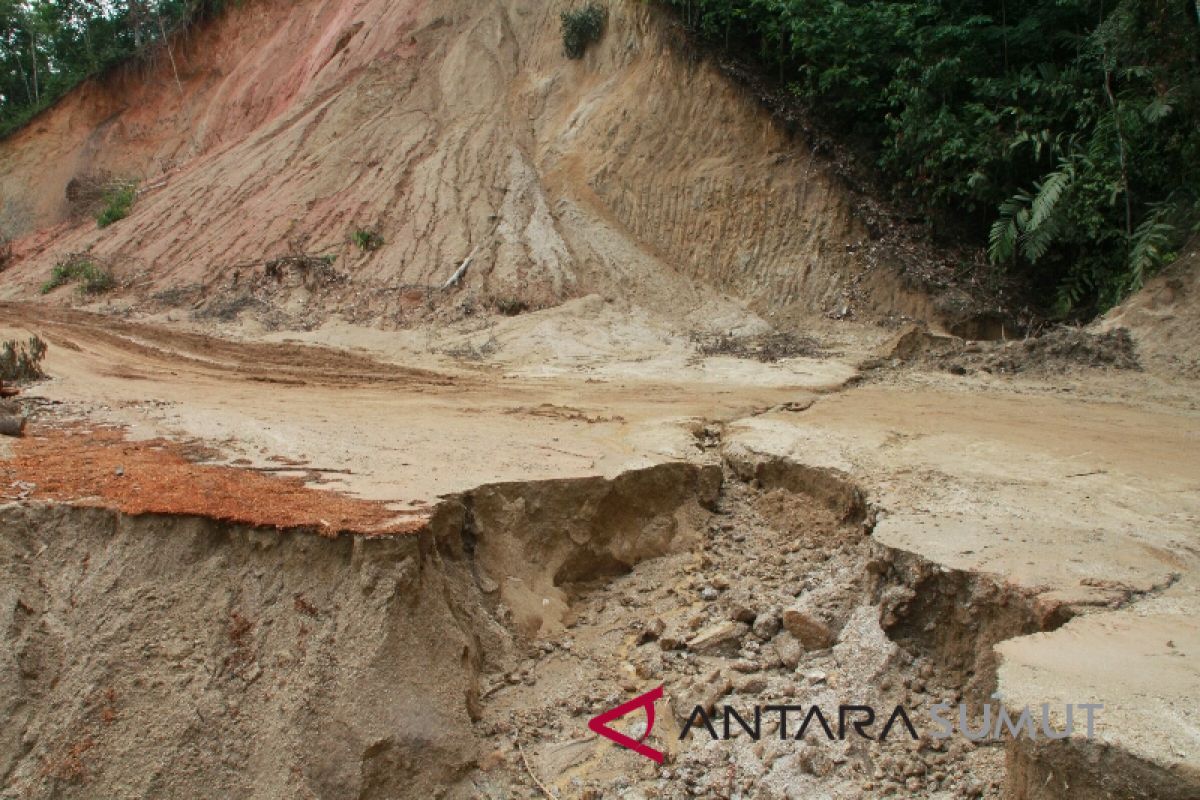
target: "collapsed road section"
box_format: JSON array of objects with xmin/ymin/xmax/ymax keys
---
[{"xmin": 3, "ymin": 442, "xmax": 1193, "ymax": 799}]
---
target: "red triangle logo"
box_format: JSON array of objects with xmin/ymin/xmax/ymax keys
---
[{"xmin": 587, "ymin": 685, "xmax": 665, "ymax": 763}]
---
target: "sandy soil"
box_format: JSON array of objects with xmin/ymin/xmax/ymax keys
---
[
  {"xmin": 0, "ymin": 301, "xmax": 857, "ymax": 508},
  {"xmin": 0, "ymin": 1, "xmax": 1197, "ymax": 797},
  {"xmin": 2, "ymin": 296, "xmax": 1198, "ymax": 799}
]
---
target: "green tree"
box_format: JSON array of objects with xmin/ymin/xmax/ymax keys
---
[
  {"xmin": 0, "ymin": 0, "xmax": 231, "ymax": 139},
  {"xmin": 662, "ymin": 0, "xmax": 1200, "ymax": 316}
]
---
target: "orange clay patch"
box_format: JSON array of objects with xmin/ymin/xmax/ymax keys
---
[{"xmin": 0, "ymin": 425, "xmax": 424, "ymax": 536}]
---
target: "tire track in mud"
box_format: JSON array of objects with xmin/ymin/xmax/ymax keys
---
[{"xmin": 0, "ymin": 302, "xmax": 461, "ymax": 389}]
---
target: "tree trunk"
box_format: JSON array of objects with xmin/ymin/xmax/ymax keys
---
[
  {"xmin": 13, "ymin": 51, "xmax": 33, "ymax": 105},
  {"xmin": 158, "ymin": 12, "xmax": 183, "ymax": 93},
  {"xmin": 29, "ymin": 32, "xmax": 38, "ymax": 103},
  {"xmin": 129, "ymin": 0, "xmax": 146, "ymax": 51}
]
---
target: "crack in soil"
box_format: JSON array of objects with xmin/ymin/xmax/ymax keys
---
[{"xmin": 0, "ymin": 434, "xmax": 1188, "ymax": 799}]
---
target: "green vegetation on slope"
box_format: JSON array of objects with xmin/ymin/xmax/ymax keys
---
[
  {"xmin": 96, "ymin": 181, "xmax": 137, "ymax": 228},
  {"xmin": 350, "ymin": 228, "xmax": 384, "ymax": 252},
  {"xmin": 0, "ymin": 0, "xmax": 232, "ymax": 139},
  {"xmin": 0, "ymin": 334, "xmax": 46, "ymax": 382},
  {"xmin": 662, "ymin": 0, "xmax": 1200, "ymax": 316},
  {"xmin": 41, "ymin": 253, "xmax": 114, "ymax": 295}
]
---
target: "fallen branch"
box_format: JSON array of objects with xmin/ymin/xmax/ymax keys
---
[
  {"xmin": 1065, "ymin": 470, "xmax": 1106, "ymax": 478},
  {"xmin": 442, "ymin": 246, "xmax": 479, "ymax": 290},
  {"xmin": 516, "ymin": 740, "xmax": 558, "ymax": 800},
  {"xmin": 244, "ymin": 466, "xmax": 354, "ymax": 475}
]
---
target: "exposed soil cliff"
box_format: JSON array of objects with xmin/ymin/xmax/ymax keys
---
[{"xmin": 0, "ymin": 0, "xmax": 942, "ymax": 328}]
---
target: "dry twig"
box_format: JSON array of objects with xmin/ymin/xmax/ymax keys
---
[{"xmin": 515, "ymin": 740, "xmax": 558, "ymax": 800}]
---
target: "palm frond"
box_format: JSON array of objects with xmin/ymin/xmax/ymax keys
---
[
  {"xmin": 988, "ymin": 193, "xmax": 1029, "ymax": 264},
  {"xmin": 1028, "ymin": 163, "xmax": 1073, "ymax": 231},
  {"xmin": 1127, "ymin": 212, "xmax": 1176, "ymax": 292}
]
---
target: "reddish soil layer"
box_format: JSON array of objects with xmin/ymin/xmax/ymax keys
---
[{"xmin": 0, "ymin": 424, "xmax": 422, "ymax": 535}]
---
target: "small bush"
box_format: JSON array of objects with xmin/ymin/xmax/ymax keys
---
[
  {"xmin": 41, "ymin": 254, "xmax": 115, "ymax": 296},
  {"xmin": 351, "ymin": 228, "xmax": 384, "ymax": 252},
  {"xmin": 561, "ymin": 3, "xmax": 606, "ymax": 59},
  {"xmin": 494, "ymin": 297, "xmax": 529, "ymax": 316},
  {"xmin": 79, "ymin": 265, "xmax": 116, "ymax": 294},
  {"xmin": 1, "ymin": 335, "xmax": 48, "ymax": 382},
  {"xmin": 96, "ymin": 182, "xmax": 137, "ymax": 228}
]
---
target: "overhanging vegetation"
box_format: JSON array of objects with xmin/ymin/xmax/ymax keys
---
[{"xmin": 661, "ymin": 0, "xmax": 1200, "ymax": 316}]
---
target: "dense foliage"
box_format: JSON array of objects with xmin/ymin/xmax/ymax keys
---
[
  {"xmin": 0, "ymin": 0, "xmax": 230, "ymax": 139},
  {"xmin": 662, "ymin": 0, "xmax": 1200, "ymax": 316}
]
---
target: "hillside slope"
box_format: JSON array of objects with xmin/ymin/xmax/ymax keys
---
[{"xmin": 0, "ymin": 0, "xmax": 937, "ymax": 328}]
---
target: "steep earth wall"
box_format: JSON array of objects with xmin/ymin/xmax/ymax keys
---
[
  {"xmin": 0, "ymin": 461, "xmax": 716, "ymax": 798},
  {"xmin": 0, "ymin": 0, "xmax": 931, "ymax": 325}
]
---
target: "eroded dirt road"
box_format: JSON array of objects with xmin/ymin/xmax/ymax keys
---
[
  {"xmin": 1, "ymin": 301, "xmax": 1198, "ymax": 799},
  {"xmin": 0, "ymin": 300, "xmax": 856, "ymax": 508}
]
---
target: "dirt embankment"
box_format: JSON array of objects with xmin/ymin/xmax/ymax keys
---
[
  {"xmin": 0, "ymin": 462, "xmax": 716, "ymax": 798},
  {"xmin": 0, "ymin": 503, "xmax": 483, "ymax": 799},
  {"xmin": 0, "ymin": 0, "xmax": 952, "ymax": 329},
  {"xmin": 1100, "ymin": 238, "xmax": 1200, "ymax": 379}
]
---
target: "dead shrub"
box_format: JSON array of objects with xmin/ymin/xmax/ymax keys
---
[
  {"xmin": 693, "ymin": 331, "xmax": 825, "ymax": 362},
  {"xmin": 65, "ymin": 171, "xmax": 116, "ymax": 219},
  {"xmin": 0, "ymin": 232, "xmax": 12, "ymax": 272}
]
